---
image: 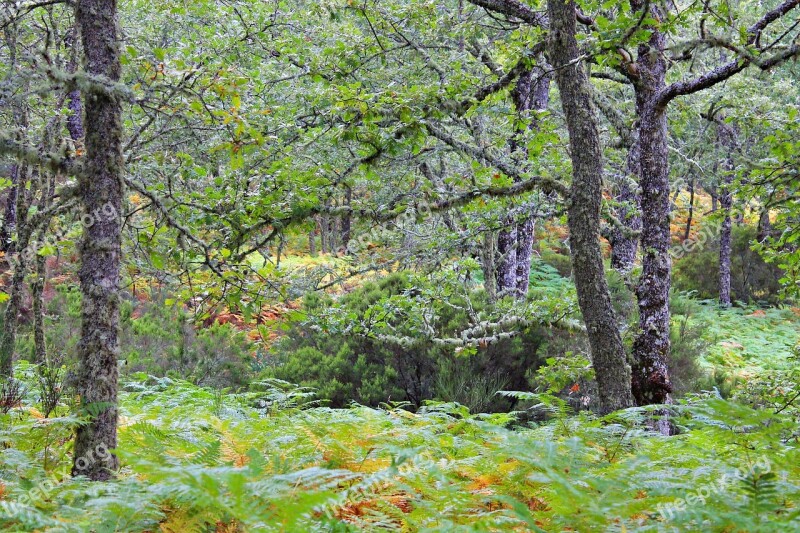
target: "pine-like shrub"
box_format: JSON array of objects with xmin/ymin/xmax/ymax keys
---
[{"xmin": 263, "ymin": 272, "xmax": 546, "ymax": 410}]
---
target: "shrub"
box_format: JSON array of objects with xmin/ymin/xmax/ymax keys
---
[
  {"xmin": 673, "ymin": 224, "xmax": 784, "ymax": 304},
  {"xmin": 669, "ymin": 292, "xmax": 709, "ymax": 396},
  {"xmin": 120, "ymin": 295, "xmax": 255, "ymax": 389},
  {"xmin": 17, "ymin": 285, "xmax": 256, "ymax": 390},
  {"xmin": 263, "ymin": 272, "xmax": 546, "ymax": 410}
]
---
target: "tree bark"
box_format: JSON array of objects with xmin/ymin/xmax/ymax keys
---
[
  {"xmin": 496, "ymin": 223, "xmax": 518, "ymax": 295},
  {"xmin": 340, "ymin": 188, "xmax": 352, "ymax": 254},
  {"xmin": 757, "ymin": 209, "xmax": 772, "ymax": 243},
  {"xmin": 683, "ymin": 177, "xmax": 694, "ymax": 242},
  {"xmin": 480, "ymin": 229, "xmax": 498, "ymax": 304},
  {"xmin": 32, "ymin": 248, "xmax": 47, "ymax": 364},
  {"xmin": 0, "ymin": 25, "xmax": 20, "ymax": 254},
  {"xmin": 610, "ymin": 142, "xmax": 641, "ymax": 272},
  {"xmin": 547, "ymin": 0, "xmax": 633, "ymax": 413},
  {"xmin": 498, "ymin": 59, "xmax": 551, "ymax": 298},
  {"xmin": 72, "ymin": 0, "xmax": 124, "ymax": 481},
  {"xmin": 716, "ymin": 120, "xmax": 737, "ymax": 307},
  {"xmin": 514, "ymin": 62, "xmax": 550, "ymax": 296},
  {"xmin": 0, "ymin": 165, "xmax": 18, "ymax": 253},
  {"xmin": 308, "ymin": 228, "xmax": 317, "ymax": 256},
  {"xmin": 630, "ymin": 2, "xmax": 673, "ymax": 409},
  {"xmin": 0, "ymin": 57, "xmax": 30, "ymax": 378}
]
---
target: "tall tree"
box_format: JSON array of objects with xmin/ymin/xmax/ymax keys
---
[
  {"xmin": 623, "ymin": 0, "xmax": 800, "ymax": 406},
  {"xmin": 547, "ymin": 0, "xmax": 633, "ymax": 413},
  {"xmin": 627, "ymin": 0, "xmax": 674, "ymax": 407},
  {"xmin": 72, "ymin": 0, "xmax": 124, "ymax": 481}
]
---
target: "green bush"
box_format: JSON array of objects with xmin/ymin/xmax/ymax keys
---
[
  {"xmin": 263, "ymin": 272, "xmax": 546, "ymax": 410},
  {"xmin": 669, "ymin": 292, "xmax": 708, "ymax": 396},
  {"xmin": 17, "ymin": 285, "xmax": 256, "ymax": 390},
  {"xmin": 539, "ymin": 249, "xmax": 572, "ymax": 278},
  {"xmin": 673, "ymin": 224, "xmax": 784, "ymax": 304},
  {"xmin": 120, "ymin": 295, "xmax": 255, "ymax": 389}
]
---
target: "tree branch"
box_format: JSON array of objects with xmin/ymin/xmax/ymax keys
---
[
  {"xmin": 425, "ymin": 122, "xmax": 569, "ymax": 198},
  {"xmin": 464, "ymin": 0, "xmax": 545, "ymax": 26},
  {"xmin": 657, "ymin": 0, "xmax": 800, "ymax": 108}
]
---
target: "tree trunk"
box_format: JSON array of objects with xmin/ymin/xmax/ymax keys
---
[
  {"xmin": 340, "ymin": 187, "xmax": 352, "ymax": 253},
  {"xmin": 719, "ymin": 192, "xmax": 732, "ymax": 306},
  {"xmin": 496, "ymin": 224, "xmax": 517, "ymax": 295},
  {"xmin": 0, "ymin": 161, "xmax": 32, "ymax": 378},
  {"xmin": 0, "ymin": 165, "xmax": 18, "ymax": 253},
  {"xmin": 684, "ymin": 177, "xmax": 694, "ymax": 242},
  {"xmin": 514, "ymin": 62, "xmax": 550, "ymax": 296},
  {"xmin": 0, "ymin": 25, "xmax": 20, "ymax": 254},
  {"xmin": 757, "ymin": 209, "xmax": 772, "ymax": 243},
  {"xmin": 320, "ymin": 209, "xmax": 330, "ymax": 254},
  {"xmin": 630, "ymin": 11, "xmax": 673, "ymax": 409},
  {"xmin": 610, "ymin": 142, "xmax": 642, "ymax": 272},
  {"xmin": 32, "ymin": 249, "xmax": 47, "ymax": 364},
  {"xmin": 716, "ymin": 120, "xmax": 737, "ymax": 307},
  {"xmin": 499, "ymin": 60, "xmax": 551, "ymax": 298},
  {"xmin": 308, "ymin": 228, "xmax": 317, "ymax": 256},
  {"xmin": 480, "ymin": 230, "xmax": 498, "ymax": 304},
  {"xmin": 72, "ymin": 0, "xmax": 124, "ymax": 481},
  {"xmin": 0, "ymin": 75, "xmax": 30, "ymax": 379},
  {"xmin": 515, "ymin": 216, "xmax": 535, "ymax": 295},
  {"xmin": 547, "ymin": 0, "xmax": 633, "ymax": 413}
]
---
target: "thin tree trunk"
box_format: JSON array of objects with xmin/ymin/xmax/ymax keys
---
[
  {"xmin": 610, "ymin": 143, "xmax": 642, "ymax": 272},
  {"xmin": 0, "ymin": 24, "xmax": 20, "ymax": 254},
  {"xmin": 72, "ymin": 0, "xmax": 124, "ymax": 481},
  {"xmin": 514, "ymin": 62, "xmax": 550, "ymax": 296},
  {"xmin": 320, "ymin": 210, "xmax": 330, "ymax": 254},
  {"xmin": 340, "ymin": 187, "xmax": 352, "ymax": 253},
  {"xmin": 515, "ymin": 216, "xmax": 535, "ymax": 294},
  {"xmin": 547, "ymin": 0, "xmax": 633, "ymax": 413},
  {"xmin": 684, "ymin": 177, "xmax": 695, "ymax": 242},
  {"xmin": 0, "ymin": 160, "xmax": 32, "ymax": 378},
  {"xmin": 496, "ymin": 224, "xmax": 517, "ymax": 295},
  {"xmin": 719, "ymin": 192, "xmax": 732, "ymax": 306},
  {"xmin": 716, "ymin": 120, "xmax": 737, "ymax": 307},
  {"xmin": 480, "ymin": 230, "xmax": 498, "ymax": 304},
  {"xmin": 757, "ymin": 209, "xmax": 772, "ymax": 243},
  {"xmin": 32, "ymin": 248, "xmax": 47, "ymax": 364},
  {"xmin": 0, "ymin": 52, "xmax": 30, "ymax": 378},
  {"xmin": 0, "ymin": 165, "xmax": 18, "ymax": 253},
  {"xmin": 308, "ymin": 228, "xmax": 317, "ymax": 256}
]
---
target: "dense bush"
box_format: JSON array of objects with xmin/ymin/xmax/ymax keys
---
[
  {"xmin": 120, "ymin": 297, "xmax": 256, "ymax": 389},
  {"xmin": 16, "ymin": 285, "xmax": 256, "ymax": 389},
  {"xmin": 264, "ymin": 272, "xmax": 547, "ymax": 411},
  {"xmin": 673, "ymin": 224, "xmax": 784, "ymax": 304},
  {"xmin": 669, "ymin": 293, "xmax": 708, "ymax": 396}
]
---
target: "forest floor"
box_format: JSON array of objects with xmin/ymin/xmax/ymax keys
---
[{"xmin": 0, "ymin": 295, "xmax": 798, "ymax": 531}]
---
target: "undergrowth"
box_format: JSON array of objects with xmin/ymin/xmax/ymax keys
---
[{"xmin": 1, "ymin": 367, "xmax": 798, "ymax": 532}]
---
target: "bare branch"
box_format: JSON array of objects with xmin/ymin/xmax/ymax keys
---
[{"xmin": 657, "ymin": 0, "xmax": 800, "ymax": 107}]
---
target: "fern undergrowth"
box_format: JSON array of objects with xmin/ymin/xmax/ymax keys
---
[{"xmin": 0, "ymin": 364, "xmax": 798, "ymax": 532}]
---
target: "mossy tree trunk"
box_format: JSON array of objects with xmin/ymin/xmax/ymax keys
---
[
  {"xmin": 629, "ymin": 2, "xmax": 673, "ymax": 411},
  {"xmin": 72, "ymin": 0, "xmax": 124, "ymax": 481},
  {"xmin": 497, "ymin": 61, "xmax": 550, "ymax": 298},
  {"xmin": 716, "ymin": 118, "xmax": 738, "ymax": 308},
  {"xmin": 547, "ymin": 0, "xmax": 634, "ymax": 413}
]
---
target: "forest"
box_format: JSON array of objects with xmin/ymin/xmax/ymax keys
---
[{"xmin": 0, "ymin": 0, "xmax": 798, "ymax": 531}]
